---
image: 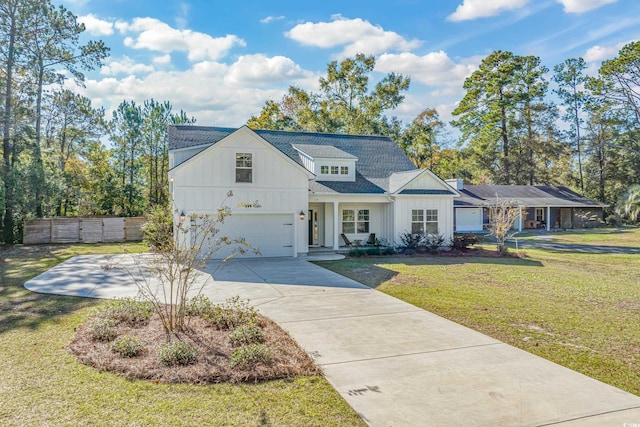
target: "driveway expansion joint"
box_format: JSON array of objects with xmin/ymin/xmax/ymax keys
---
[
  {"xmin": 277, "ymin": 308, "xmax": 427, "ymax": 324},
  {"xmin": 537, "ymin": 405, "xmax": 640, "ymax": 426},
  {"xmin": 318, "ymin": 342, "xmax": 504, "ymax": 367}
]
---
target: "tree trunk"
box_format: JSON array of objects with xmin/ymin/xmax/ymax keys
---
[{"xmin": 2, "ymin": 9, "xmax": 17, "ymax": 243}]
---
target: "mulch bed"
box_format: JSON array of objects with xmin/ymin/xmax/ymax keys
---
[{"xmin": 69, "ymin": 314, "xmax": 320, "ymax": 384}]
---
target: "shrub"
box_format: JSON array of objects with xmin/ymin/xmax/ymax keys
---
[
  {"xmin": 228, "ymin": 323, "xmax": 265, "ymax": 347},
  {"xmin": 452, "ymin": 233, "xmax": 479, "ymax": 251},
  {"xmin": 141, "ymin": 204, "xmax": 174, "ymax": 251},
  {"xmin": 201, "ymin": 297, "xmax": 258, "ymax": 330},
  {"xmin": 399, "ymin": 232, "xmax": 421, "ymax": 250},
  {"xmin": 88, "ymin": 316, "xmax": 118, "ymax": 341},
  {"xmin": 422, "ymin": 233, "xmax": 447, "ymax": 253},
  {"xmin": 348, "ymin": 248, "xmax": 365, "ymax": 257},
  {"xmin": 102, "ymin": 297, "xmax": 153, "ymax": 325},
  {"xmin": 381, "ymin": 246, "xmax": 396, "ymax": 255},
  {"xmin": 186, "ymin": 294, "xmax": 214, "ymax": 317},
  {"xmin": 111, "ymin": 335, "xmax": 143, "ymax": 358},
  {"xmin": 230, "ymin": 343, "xmax": 271, "ymax": 368},
  {"xmin": 158, "ymin": 340, "xmax": 198, "ymax": 366},
  {"xmin": 606, "ymin": 214, "xmax": 621, "ymax": 227},
  {"xmin": 365, "ymin": 247, "xmax": 380, "ymax": 256}
]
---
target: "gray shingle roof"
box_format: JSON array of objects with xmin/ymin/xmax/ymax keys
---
[
  {"xmin": 293, "ymin": 144, "xmax": 358, "ymax": 160},
  {"xmin": 169, "ymin": 125, "xmax": 417, "ymax": 193},
  {"xmin": 455, "ymin": 184, "xmax": 607, "ymax": 207}
]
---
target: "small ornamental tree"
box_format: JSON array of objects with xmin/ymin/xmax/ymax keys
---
[
  {"xmin": 487, "ymin": 197, "xmax": 522, "ymax": 255},
  {"xmin": 134, "ymin": 191, "xmax": 259, "ymax": 339}
]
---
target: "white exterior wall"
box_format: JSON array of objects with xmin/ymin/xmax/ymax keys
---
[
  {"xmin": 170, "ymin": 128, "xmax": 310, "ymax": 257},
  {"xmin": 314, "ymin": 159, "xmax": 356, "ymax": 182},
  {"xmin": 393, "ymin": 195, "xmax": 455, "ymax": 243}
]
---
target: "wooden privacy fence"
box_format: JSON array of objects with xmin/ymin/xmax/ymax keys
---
[{"xmin": 23, "ymin": 217, "xmax": 146, "ymax": 244}]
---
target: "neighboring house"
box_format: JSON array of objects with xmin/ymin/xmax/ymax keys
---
[
  {"xmin": 168, "ymin": 125, "xmax": 458, "ymax": 258},
  {"xmin": 446, "ymin": 178, "xmax": 608, "ymax": 232}
]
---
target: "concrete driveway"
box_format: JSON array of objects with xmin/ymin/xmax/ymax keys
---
[{"xmin": 25, "ymin": 255, "xmax": 640, "ymax": 426}]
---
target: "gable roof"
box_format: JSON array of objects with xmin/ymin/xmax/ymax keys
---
[
  {"xmin": 455, "ymin": 184, "xmax": 607, "ymax": 208},
  {"xmin": 169, "ymin": 125, "xmax": 426, "ymax": 193}
]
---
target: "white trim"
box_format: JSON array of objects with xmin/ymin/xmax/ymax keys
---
[{"xmin": 391, "ymin": 169, "xmax": 460, "ymax": 197}]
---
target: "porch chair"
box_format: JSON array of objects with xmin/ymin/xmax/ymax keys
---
[
  {"xmin": 366, "ymin": 233, "xmax": 377, "ymax": 246},
  {"xmin": 340, "ymin": 233, "xmax": 352, "ymax": 247}
]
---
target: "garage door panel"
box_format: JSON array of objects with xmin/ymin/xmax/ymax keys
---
[
  {"xmin": 195, "ymin": 214, "xmax": 294, "ymax": 259},
  {"xmin": 456, "ymin": 208, "xmax": 483, "ymax": 232}
]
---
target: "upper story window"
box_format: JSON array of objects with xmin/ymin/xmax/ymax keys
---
[
  {"xmin": 411, "ymin": 209, "xmax": 438, "ymax": 235},
  {"xmin": 340, "ymin": 166, "xmax": 348, "ymax": 175},
  {"xmin": 321, "ymin": 166, "xmax": 329, "ymax": 174},
  {"xmin": 331, "ymin": 166, "xmax": 339, "ymax": 174},
  {"xmin": 235, "ymin": 153, "xmax": 252, "ymax": 183}
]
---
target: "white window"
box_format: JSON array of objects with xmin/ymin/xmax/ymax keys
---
[
  {"xmin": 320, "ymin": 165, "xmax": 329, "ymax": 174},
  {"xmin": 331, "ymin": 166, "xmax": 339, "ymax": 174},
  {"xmin": 411, "ymin": 209, "xmax": 438, "ymax": 235},
  {"xmin": 536, "ymin": 208, "xmax": 545, "ymax": 223},
  {"xmin": 235, "ymin": 153, "xmax": 252, "ymax": 183},
  {"xmin": 342, "ymin": 209, "xmax": 369, "ymax": 233},
  {"xmin": 340, "ymin": 166, "xmax": 348, "ymax": 175}
]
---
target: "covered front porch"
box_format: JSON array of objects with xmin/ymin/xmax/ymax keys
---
[{"xmin": 307, "ymin": 196, "xmax": 393, "ymax": 251}]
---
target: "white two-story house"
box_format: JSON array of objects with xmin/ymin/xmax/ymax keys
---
[{"xmin": 168, "ymin": 125, "xmax": 458, "ymax": 258}]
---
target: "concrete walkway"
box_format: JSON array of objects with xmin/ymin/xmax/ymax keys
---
[{"xmin": 25, "ymin": 255, "xmax": 640, "ymax": 426}]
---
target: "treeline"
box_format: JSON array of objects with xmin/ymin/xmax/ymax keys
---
[
  {"xmin": 249, "ymin": 48, "xmax": 640, "ymax": 222},
  {"xmin": 2, "ymin": 1, "xmax": 639, "ymax": 243},
  {"xmin": 0, "ymin": 0, "xmax": 194, "ymax": 243}
]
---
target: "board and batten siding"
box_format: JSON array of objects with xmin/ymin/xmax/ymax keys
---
[
  {"xmin": 170, "ymin": 128, "xmax": 311, "ymax": 256},
  {"xmin": 393, "ymin": 195, "xmax": 455, "ymax": 242}
]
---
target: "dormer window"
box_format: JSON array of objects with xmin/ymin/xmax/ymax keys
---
[
  {"xmin": 340, "ymin": 166, "xmax": 348, "ymax": 175},
  {"xmin": 236, "ymin": 153, "xmax": 252, "ymax": 183},
  {"xmin": 331, "ymin": 166, "xmax": 339, "ymax": 174},
  {"xmin": 321, "ymin": 166, "xmax": 329, "ymax": 174}
]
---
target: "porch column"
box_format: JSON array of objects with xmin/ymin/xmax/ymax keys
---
[
  {"xmin": 546, "ymin": 206, "xmax": 551, "ymax": 231},
  {"xmin": 518, "ymin": 206, "xmax": 523, "ymax": 232},
  {"xmin": 333, "ymin": 202, "xmax": 339, "ymax": 250}
]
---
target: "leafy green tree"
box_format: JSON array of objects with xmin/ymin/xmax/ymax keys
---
[
  {"xmin": 554, "ymin": 58, "xmax": 589, "ymax": 194},
  {"xmin": 248, "ymin": 54, "xmax": 409, "ymax": 137},
  {"xmin": 110, "ymin": 100, "xmax": 144, "ymax": 216},
  {"xmin": 615, "ymin": 184, "xmax": 640, "ymax": 223},
  {"xmin": 24, "ymin": 1, "xmax": 108, "ymax": 218},
  {"xmin": 400, "ymin": 108, "xmax": 445, "ymax": 169},
  {"xmin": 141, "ymin": 100, "xmax": 195, "ymax": 209},
  {"xmin": 452, "ymin": 51, "xmax": 520, "ymax": 184}
]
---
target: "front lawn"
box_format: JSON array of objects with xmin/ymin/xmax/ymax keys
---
[
  {"xmin": 514, "ymin": 226, "xmax": 640, "ymax": 247},
  {"xmin": 0, "ymin": 243, "xmax": 364, "ymax": 427},
  {"xmin": 317, "ymin": 247, "xmax": 640, "ymax": 396}
]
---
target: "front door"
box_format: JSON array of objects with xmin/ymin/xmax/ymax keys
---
[
  {"xmin": 560, "ymin": 208, "xmax": 572, "ymax": 229},
  {"xmin": 308, "ymin": 209, "xmax": 319, "ymax": 246}
]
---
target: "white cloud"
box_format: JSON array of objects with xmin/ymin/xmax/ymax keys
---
[
  {"xmin": 556, "ymin": 0, "xmax": 617, "ymax": 14},
  {"xmin": 375, "ymin": 51, "xmax": 478, "ymax": 92},
  {"xmin": 285, "ymin": 15, "xmax": 421, "ymax": 57},
  {"xmin": 153, "ymin": 54, "xmax": 172, "ymax": 65},
  {"xmin": 74, "ymin": 55, "xmax": 315, "ymax": 127},
  {"xmin": 260, "ymin": 15, "xmax": 285, "ymax": 24},
  {"xmin": 100, "ymin": 56, "xmax": 154, "ymax": 76},
  {"xmin": 78, "ymin": 14, "xmax": 114, "ymax": 36},
  {"xmin": 226, "ymin": 54, "xmax": 312, "ymax": 85},
  {"xmin": 584, "ymin": 40, "xmax": 627, "ymax": 63},
  {"xmin": 117, "ymin": 17, "xmax": 245, "ymax": 61},
  {"xmin": 448, "ymin": 0, "xmax": 530, "ymax": 22}
]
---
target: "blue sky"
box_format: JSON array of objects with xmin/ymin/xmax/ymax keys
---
[{"xmin": 59, "ymin": 0, "xmax": 640, "ymax": 130}]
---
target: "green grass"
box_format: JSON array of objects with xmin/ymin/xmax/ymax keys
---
[
  {"xmin": 317, "ymin": 245, "xmax": 640, "ymax": 397},
  {"xmin": 0, "ymin": 243, "xmax": 364, "ymax": 427},
  {"xmin": 514, "ymin": 226, "xmax": 640, "ymax": 247}
]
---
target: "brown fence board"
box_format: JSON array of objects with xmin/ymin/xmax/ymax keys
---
[{"xmin": 23, "ymin": 217, "xmax": 146, "ymax": 244}]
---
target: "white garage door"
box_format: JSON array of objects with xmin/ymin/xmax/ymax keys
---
[
  {"xmin": 196, "ymin": 214, "xmax": 295, "ymax": 259},
  {"xmin": 456, "ymin": 208, "xmax": 483, "ymax": 232}
]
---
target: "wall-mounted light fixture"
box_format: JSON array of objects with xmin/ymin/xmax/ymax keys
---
[
  {"xmin": 299, "ymin": 210, "xmax": 306, "ymax": 221},
  {"xmin": 179, "ymin": 211, "xmax": 186, "ymax": 223}
]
